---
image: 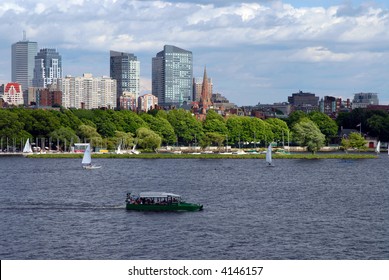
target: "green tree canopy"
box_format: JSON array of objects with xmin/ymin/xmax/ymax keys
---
[
  {"xmin": 50, "ymin": 127, "xmax": 80, "ymax": 150},
  {"xmin": 240, "ymin": 117, "xmax": 273, "ymax": 146},
  {"xmin": 113, "ymin": 131, "xmax": 135, "ymax": 150},
  {"xmin": 292, "ymin": 118, "xmax": 325, "ymax": 154},
  {"xmin": 200, "ymin": 132, "xmax": 225, "ymax": 149},
  {"xmin": 203, "ymin": 118, "xmax": 228, "ymax": 135},
  {"xmin": 265, "ymin": 118, "xmax": 290, "ymax": 146},
  {"xmin": 29, "ymin": 109, "xmax": 61, "ymax": 138},
  {"xmin": 136, "ymin": 127, "xmax": 162, "ymax": 150},
  {"xmin": 77, "ymin": 124, "xmax": 102, "ymax": 145},
  {"xmin": 205, "ymin": 110, "xmax": 225, "ymax": 123},
  {"xmin": 308, "ymin": 111, "xmax": 338, "ymax": 144},
  {"xmin": 0, "ymin": 110, "xmax": 31, "ymax": 148},
  {"xmin": 140, "ymin": 113, "xmax": 176, "ymax": 145},
  {"xmin": 226, "ymin": 115, "xmax": 244, "ymax": 145},
  {"xmin": 341, "ymin": 132, "xmax": 367, "ymax": 151},
  {"xmin": 286, "ymin": 110, "xmax": 307, "ymax": 128},
  {"xmin": 167, "ymin": 109, "xmax": 204, "ymax": 145},
  {"xmin": 366, "ymin": 114, "xmax": 389, "ymax": 141}
]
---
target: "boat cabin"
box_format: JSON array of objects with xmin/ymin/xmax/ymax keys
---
[{"xmin": 126, "ymin": 192, "xmax": 182, "ymax": 205}]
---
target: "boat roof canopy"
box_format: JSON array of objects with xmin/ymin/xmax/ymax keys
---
[{"xmin": 139, "ymin": 192, "xmax": 181, "ymax": 198}]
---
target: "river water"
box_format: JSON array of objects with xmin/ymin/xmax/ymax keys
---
[{"xmin": 0, "ymin": 156, "xmax": 388, "ymax": 259}]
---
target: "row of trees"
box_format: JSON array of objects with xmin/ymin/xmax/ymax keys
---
[
  {"xmin": 1, "ymin": 106, "xmax": 385, "ymax": 153},
  {"xmin": 336, "ymin": 108, "xmax": 389, "ymax": 142}
]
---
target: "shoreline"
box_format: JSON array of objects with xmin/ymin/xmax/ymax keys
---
[{"xmin": 19, "ymin": 152, "xmax": 378, "ymax": 159}]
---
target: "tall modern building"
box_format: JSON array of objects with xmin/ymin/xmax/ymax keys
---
[
  {"xmin": 152, "ymin": 45, "xmax": 193, "ymax": 107},
  {"xmin": 110, "ymin": 50, "xmax": 140, "ymax": 108},
  {"xmin": 33, "ymin": 48, "xmax": 62, "ymax": 88},
  {"xmin": 11, "ymin": 34, "xmax": 38, "ymax": 92}
]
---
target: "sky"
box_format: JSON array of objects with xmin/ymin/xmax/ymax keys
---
[{"xmin": 1, "ymin": 0, "xmax": 389, "ymax": 106}]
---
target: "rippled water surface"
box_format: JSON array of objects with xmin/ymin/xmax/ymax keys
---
[{"xmin": 0, "ymin": 156, "xmax": 388, "ymax": 259}]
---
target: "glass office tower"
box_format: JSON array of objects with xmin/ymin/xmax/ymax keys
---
[
  {"xmin": 152, "ymin": 45, "xmax": 193, "ymax": 107},
  {"xmin": 110, "ymin": 50, "xmax": 140, "ymax": 108},
  {"xmin": 11, "ymin": 37, "xmax": 38, "ymax": 92}
]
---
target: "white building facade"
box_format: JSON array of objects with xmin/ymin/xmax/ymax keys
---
[
  {"xmin": 58, "ymin": 74, "xmax": 116, "ymax": 109},
  {"xmin": 3, "ymin": 83, "xmax": 24, "ymax": 105},
  {"xmin": 138, "ymin": 94, "xmax": 158, "ymax": 112}
]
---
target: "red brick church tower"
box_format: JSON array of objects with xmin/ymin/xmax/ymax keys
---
[{"xmin": 199, "ymin": 66, "xmax": 212, "ymax": 115}]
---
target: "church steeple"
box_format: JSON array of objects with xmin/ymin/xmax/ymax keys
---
[{"xmin": 199, "ymin": 66, "xmax": 211, "ymax": 113}]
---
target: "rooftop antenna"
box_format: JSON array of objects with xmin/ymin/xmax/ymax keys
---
[{"xmin": 23, "ymin": 30, "xmax": 26, "ymax": 41}]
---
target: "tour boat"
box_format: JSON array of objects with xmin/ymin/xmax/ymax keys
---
[{"xmin": 126, "ymin": 192, "xmax": 203, "ymax": 211}]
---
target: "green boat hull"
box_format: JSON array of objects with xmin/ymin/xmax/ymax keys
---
[{"xmin": 126, "ymin": 202, "xmax": 203, "ymax": 211}]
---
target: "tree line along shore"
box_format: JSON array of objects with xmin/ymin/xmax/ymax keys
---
[{"xmin": 1, "ymin": 107, "xmax": 387, "ymax": 155}]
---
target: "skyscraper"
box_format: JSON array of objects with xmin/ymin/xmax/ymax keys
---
[
  {"xmin": 11, "ymin": 33, "xmax": 38, "ymax": 92},
  {"xmin": 110, "ymin": 50, "xmax": 140, "ymax": 108},
  {"xmin": 33, "ymin": 48, "xmax": 62, "ymax": 88},
  {"xmin": 152, "ymin": 45, "xmax": 193, "ymax": 107}
]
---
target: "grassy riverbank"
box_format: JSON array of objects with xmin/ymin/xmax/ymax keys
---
[{"xmin": 26, "ymin": 152, "xmax": 377, "ymax": 159}]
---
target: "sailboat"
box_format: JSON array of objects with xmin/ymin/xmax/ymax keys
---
[
  {"xmin": 130, "ymin": 144, "xmax": 140, "ymax": 154},
  {"xmin": 375, "ymin": 141, "xmax": 381, "ymax": 154},
  {"xmin": 23, "ymin": 138, "xmax": 33, "ymax": 153},
  {"xmin": 82, "ymin": 144, "xmax": 101, "ymax": 169},
  {"xmin": 266, "ymin": 144, "xmax": 274, "ymax": 167},
  {"xmin": 116, "ymin": 143, "xmax": 123, "ymax": 154}
]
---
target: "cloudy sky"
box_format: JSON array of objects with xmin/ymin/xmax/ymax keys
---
[{"xmin": 1, "ymin": 0, "xmax": 389, "ymax": 106}]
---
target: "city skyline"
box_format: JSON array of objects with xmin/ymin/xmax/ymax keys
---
[{"xmin": 1, "ymin": 0, "xmax": 389, "ymax": 106}]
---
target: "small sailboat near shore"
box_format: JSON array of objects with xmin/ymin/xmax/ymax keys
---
[
  {"xmin": 130, "ymin": 144, "xmax": 140, "ymax": 154},
  {"xmin": 266, "ymin": 144, "xmax": 274, "ymax": 167},
  {"xmin": 23, "ymin": 139, "xmax": 33, "ymax": 154},
  {"xmin": 82, "ymin": 144, "xmax": 101, "ymax": 169},
  {"xmin": 375, "ymin": 141, "xmax": 380, "ymax": 154},
  {"xmin": 116, "ymin": 143, "xmax": 123, "ymax": 154}
]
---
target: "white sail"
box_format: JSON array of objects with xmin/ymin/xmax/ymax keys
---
[
  {"xmin": 376, "ymin": 141, "xmax": 381, "ymax": 154},
  {"xmin": 131, "ymin": 144, "xmax": 140, "ymax": 154},
  {"xmin": 266, "ymin": 144, "xmax": 272, "ymax": 165},
  {"xmin": 23, "ymin": 139, "xmax": 33, "ymax": 153},
  {"xmin": 82, "ymin": 144, "xmax": 92, "ymax": 165},
  {"xmin": 116, "ymin": 143, "xmax": 122, "ymax": 154}
]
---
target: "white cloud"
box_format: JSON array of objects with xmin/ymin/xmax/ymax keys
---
[
  {"xmin": 289, "ymin": 46, "xmax": 353, "ymax": 62},
  {"xmin": 0, "ymin": 2, "xmax": 26, "ymax": 17},
  {"xmin": 34, "ymin": 3, "xmax": 46, "ymax": 14}
]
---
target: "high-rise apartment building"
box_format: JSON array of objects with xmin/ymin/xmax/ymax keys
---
[
  {"xmin": 33, "ymin": 48, "xmax": 62, "ymax": 88},
  {"xmin": 58, "ymin": 74, "xmax": 117, "ymax": 109},
  {"xmin": 152, "ymin": 45, "xmax": 193, "ymax": 107},
  {"xmin": 11, "ymin": 34, "xmax": 38, "ymax": 92},
  {"xmin": 110, "ymin": 50, "xmax": 140, "ymax": 108}
]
